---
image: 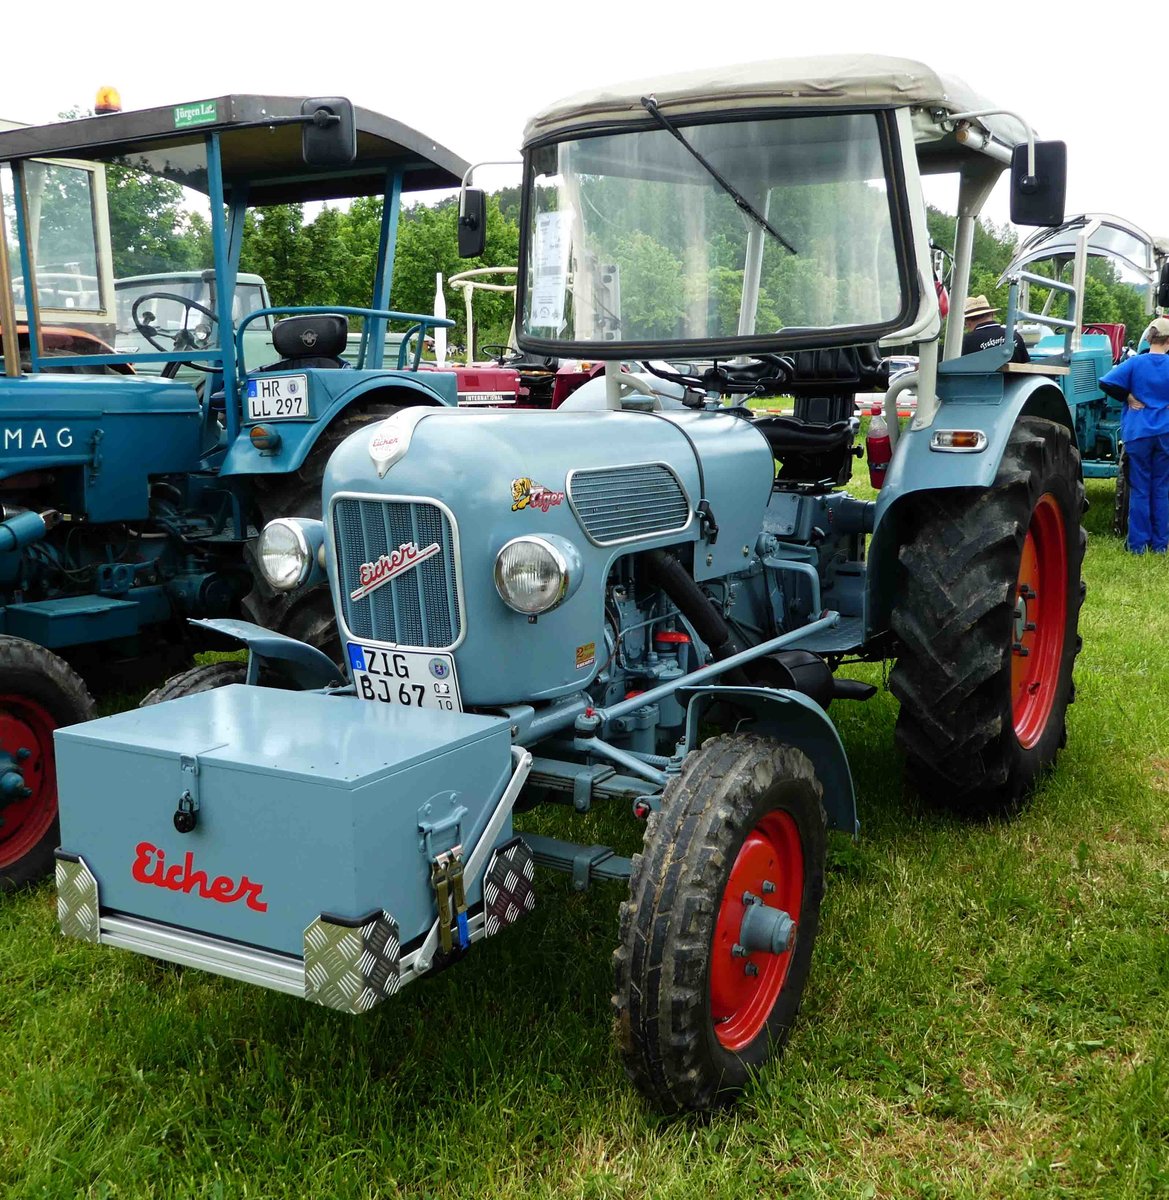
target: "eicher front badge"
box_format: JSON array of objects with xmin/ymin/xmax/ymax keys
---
[{"xmin": 368, "ymin": 410, "xmax": 424, "ymax": 478}]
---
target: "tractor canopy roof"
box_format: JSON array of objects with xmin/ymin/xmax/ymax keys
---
[
  {"xmin": 1001, "ymin": 213, "xmax": 1166, "ymax": 282},
  {"xmin": 0, "ymin": 96, "xmax": 467, "ymax": 202},
  {"xmin": 523, "ymin": 54, "xmax": 1029, "ymax": 173}
]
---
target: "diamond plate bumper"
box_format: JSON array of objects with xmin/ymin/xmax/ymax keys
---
[
  {"xmin": 55, "ymin": 852, "xmax": 100, "ymax": 943},
  {"xmin": 304, "ymin": 911, "xmax": 401, "ymax": 1013},
  {"xmin": 483, "ymin": 837, "xmax": 536, "ymax": 937}
]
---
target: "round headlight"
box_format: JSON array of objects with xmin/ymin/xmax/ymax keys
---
[
  {"xmin": 494, "ymin": 536, "xmax": 573, "ymax": 615},
  {"xmin": 259, "ymin": 519, "xmax": 312, "ymax": 592}
]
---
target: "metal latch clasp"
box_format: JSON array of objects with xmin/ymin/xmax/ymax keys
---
[{"xmin": 174, "ymin": 754, "xmax": 201, "ymax": 834}]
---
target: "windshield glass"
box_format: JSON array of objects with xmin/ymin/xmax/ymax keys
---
[{"xmin": 521, "ymin": 111, "xmax": 908, "ymax": 349}]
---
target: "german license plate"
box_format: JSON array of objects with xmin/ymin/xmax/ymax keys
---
[
  {"xmin": 246, "ymin": 374, "xmax": 308, "ymax": 420},
  {"xmin": 347, "ymin": 643, "xmax": 462, "ymax": 712}
]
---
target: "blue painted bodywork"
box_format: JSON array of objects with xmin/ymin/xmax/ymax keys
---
[
  {"xmin": 0, "ymin": 114, "xmax": 461, "ymax": 654},
  {"xmin": 55, "ymin": 687, "xmax": 514, "ymax": 952},
  {"xmin": 324, "ymin": 407, "xmax": 772, "ymax": 705},
  {"xmin": 680, "ymin": 685, "xmax": 858, "ymax": 836},
  {"xmin": 222, "ymin": 368, "xmax": 457, "ymax": 476},
  {"xmin": 864, "ymin": 364, "xmax": 1073, "ymax": 635}
]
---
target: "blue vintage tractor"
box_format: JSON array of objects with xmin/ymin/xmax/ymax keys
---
[
  {"xmin": 54, "ymin": 57, "xmax": 1086, "ymax": 1111},
  {"xmin": 997, "ymin": 213, "xmax": 1169, "ymax": 534},
  {"xmin": 0, "ymin": 96, "xmax": 464, "ymax": 888}
]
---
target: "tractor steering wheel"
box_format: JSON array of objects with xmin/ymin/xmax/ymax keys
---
[
  {"xmin": 131, "ymin": 292, "xmax": 220, "ymax": 374},
  {"xmin": 478, "ymin": 343, "xmax": 524, "ymax": 367}
]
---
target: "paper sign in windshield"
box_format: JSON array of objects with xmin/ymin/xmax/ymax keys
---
[{"xmin": 530, "ymin": 210, "xmax": 572, "ymax": 330}]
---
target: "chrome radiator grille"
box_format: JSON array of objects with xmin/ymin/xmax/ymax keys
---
[
  {"xmin": 333, "ymin": 497, "xmax": 461, "ymax": 648},
  {"xmin": 567, "ymin": 464, "xmax": 692, "ymax": 545}
]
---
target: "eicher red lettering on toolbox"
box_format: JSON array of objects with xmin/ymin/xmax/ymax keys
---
[
  {"xmin": 350, "ymin": 540, "xmax": 440, "ymax": 602},
  {"xmin": 131, "ymin": 842, "xmax": 268, "ymax": 912}
]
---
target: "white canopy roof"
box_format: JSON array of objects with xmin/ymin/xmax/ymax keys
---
[{"xmin": 523, "ymin": 54, "xmax": 1029, "ymax": 155}]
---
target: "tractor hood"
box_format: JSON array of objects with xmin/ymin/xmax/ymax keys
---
[{"xmin": 323, "ymin": 407, "xmax": 774, "ymax": 705}]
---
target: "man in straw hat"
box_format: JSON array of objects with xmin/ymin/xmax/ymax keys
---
[
  {"xmin": 961, "ymin": 294, "xmax": 1029, "ymax": 363},
  {"xmin": 1100, "ymin": 316, "xmax": 1169, "ymax": 553}
]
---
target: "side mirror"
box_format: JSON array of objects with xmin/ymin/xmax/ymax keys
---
[
  {"xmin": 301, "ymin": 98, "xmax": 356, "ymax": 168},
  {"xmin": 1158, "ymin": 262, "xmax": 1169, "ymax": 309},
  {"xmin": 1009, "ymin": 140, "xmax": 1067, "ymax": 227},
  {"xmin": 458, "ymin": 187, "xmax": 487, "ymax": 259}
]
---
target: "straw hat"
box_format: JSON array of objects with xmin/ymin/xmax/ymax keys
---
[{"xmin": 963, "ymin": 294, "xmax": 999, "ymax": 321}]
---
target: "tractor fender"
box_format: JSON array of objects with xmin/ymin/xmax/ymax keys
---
[
  {"xmin": 679, "ymin": 685, "xmax": 858, "ymax": 837},
  {"xmin": 864, "ymin": 374, "xmax": 1075, "ymax": 635},
  {"xmin": 221, "ymin": 374, "xmax": 454, "ymax": 478},
  {"xmin": 189, "ymin": 618, "xmax": 342, "ymax": 690}
]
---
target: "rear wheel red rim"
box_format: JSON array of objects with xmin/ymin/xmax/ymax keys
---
[
  {"xmin": 1011, "ymin": 493, "xmax": 1068, "ymax": 748},
  {"xmin": 710, "ymin": 809, "xmax": 804, "ymax": 1051},
  {"xmin": 0, "ymin": 696, "xmax": 58, "ymax": 869}
]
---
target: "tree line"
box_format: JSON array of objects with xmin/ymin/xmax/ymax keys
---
[{"xmin": 100, "ymin": 163, "xmax": 1150, "ymax": 353}]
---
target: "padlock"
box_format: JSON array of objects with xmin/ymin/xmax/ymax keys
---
[{"xmin": 173, "ymin": 791, "xmax": 198, "ymax": 834}]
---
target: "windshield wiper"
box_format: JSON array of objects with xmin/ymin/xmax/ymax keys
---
[{"xmin": 641, "ymin": 95, "xmax": 797, "ymax": 256}]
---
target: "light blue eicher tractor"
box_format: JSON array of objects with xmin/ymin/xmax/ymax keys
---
[
  {"xmin": 54, "ymin": 57, "xmax": 1085, "ymax": 1112},
  {"xmin": 0, "ymin": 97, "xmax": 463, "ymax": 889}
]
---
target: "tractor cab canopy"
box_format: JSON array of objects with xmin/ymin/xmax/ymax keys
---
[
  {"xmin": 1002, "ymin": 213, "xmax": 1163, "ymax": 285},
  {"xmin": 515, "ymin": 55, "xmax": 1036, "ymax": 360},
  {"xmin": 999, "ymin": 213, "xmax": 1165, "ymax": 357},
  {"xmin": 0, "ymin": 96, "xmax": 463, "ymax": 201},
  {"xmin": 0, "ymin": 96, "xmax": 466, "ymax": 394}
]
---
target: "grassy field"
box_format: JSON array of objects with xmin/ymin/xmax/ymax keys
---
[{"xmin": 1, "ymin": 478, "xmax": 1167, "ymax": 1199}]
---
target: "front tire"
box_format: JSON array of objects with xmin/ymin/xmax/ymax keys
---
[
  {"xmin": 890, "ymin": 416, "xmax": 1085, "ymax": 815},
  {"xmin": 0, "ymin": 637, "xmax": 95, "ymax": 891},
  {"xmin": 613, "ymin": 734, "xmax": 827, "ymax": 1112}
]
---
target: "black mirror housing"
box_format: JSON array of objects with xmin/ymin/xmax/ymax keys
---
[
  {"xmin": 458, "ymin": 188, "xmax": 487, "ymax": 259},
  {"xmin": 301, "ymin": 98, "xmax": 356, "ymax": 168},
  {"xmin": 1157, "ymin": 262, "xmax": 1169, "ymax": 309},
  {"xmin": 1010, "ymin": 140, "xmax": 1067, "ymax": 227}
]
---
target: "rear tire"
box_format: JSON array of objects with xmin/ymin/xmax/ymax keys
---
[
  {"xmin": 890, "ymin": 416, "xmax": 1085, "ymax": 815},
  {"xmin": 613, "ymin": 734, "xmax": 826, "ymax": 1112},
  {"xmin": 0, "ymin": 637, "xmax": 95, "ymax": 891}
]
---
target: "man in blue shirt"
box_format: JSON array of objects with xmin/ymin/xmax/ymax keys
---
[{"xmin": 1100, "ymin": 316, "xmax": 1169, "ymax": 553}]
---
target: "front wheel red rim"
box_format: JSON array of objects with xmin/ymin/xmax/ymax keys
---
[
  {"xmin": 1011, "ymin": 493, "xmax": 1068, "ymax": 749},
  {"xmin": 0, "ymin": 696, "xmax": 59, "ymax": 869},
  {"xmin": 710, "ymin": 810, "xmax": 804, "ymax": 1051}
]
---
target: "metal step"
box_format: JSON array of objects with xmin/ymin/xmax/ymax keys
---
[{"xmin": 788, "ymin": 614, "xmax": 865, "ymax": 653}]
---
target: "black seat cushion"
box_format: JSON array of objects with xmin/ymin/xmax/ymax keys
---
[
  {"xmin": 256, "ymin": 314, "xmax": 350, "ymax": 372},
  {"xmin": 755, "ymin": 416, "xmax": 854, "ymax": 458},
  {"xmin": 785, "ymin": 344, "xmax": 888, "ymax": 397}
]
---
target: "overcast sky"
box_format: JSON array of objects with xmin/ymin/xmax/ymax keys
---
[{"xmin": 3, "ymin": 1, "xmax": 1158, "ymax": 236}]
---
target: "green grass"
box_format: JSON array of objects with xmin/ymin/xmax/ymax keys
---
[{"xmin": 2, "ymin": 481, "xmax": 1168, "ymax": 1198}]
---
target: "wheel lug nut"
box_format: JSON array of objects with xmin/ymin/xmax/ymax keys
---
[
  {"xmin": 762, "ymin": 880, "xmax": 776, "ymax": 894},
  {"xmin": 744, "ymin": 962, "xmax": 759, "ymax": 977},
  {"xmin": 16, "ymin": 748, "xmax": 30, "ymax": 761},
  {"xmin": 731, "ymin": 942, "xmax": 749, "ymax": 958}
]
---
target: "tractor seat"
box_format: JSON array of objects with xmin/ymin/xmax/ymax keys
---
[
  {"xmin": 254, "ymin": 314, "xmax": 351, "ymax": 372},
  {"xmin": 754, "ymin": 415, "xmax": 854, "ymax": 458},
  {"xmin": 785, "ymin": 344, "xmax": 889, "ymax": 397},
  {"xmin": 754, "ymin": 415, "xmax": 858, "ymax": 491}
]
